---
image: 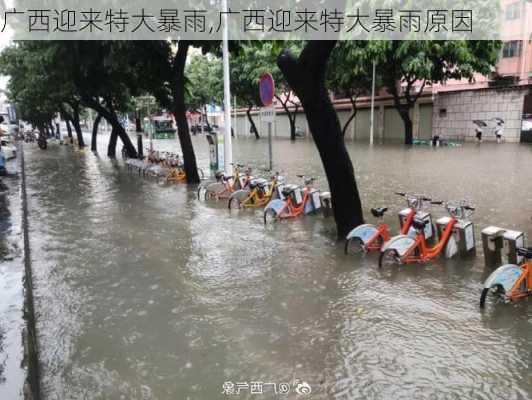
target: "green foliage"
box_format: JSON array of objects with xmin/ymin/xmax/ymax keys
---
[
  {"xmin": 327, "ymin": 41, "xmax": 379, "ymax": 100},
  {"xmin": 230, "ymin": 41, "xmax": 302, "ymax": 108},
  {"xmin": 369, "ymin": 40, "xmax": 501, "ymax": 93},
  {"xmin": 185, "ymin": 52, "xmax": 223, "ymax": 111},
  {"xmin": 0, "ymin": 44, "xmax": 59, "ymax": 127}
]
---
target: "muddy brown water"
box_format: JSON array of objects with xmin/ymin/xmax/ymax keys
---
[{"xmin": 21, "ymin": 134, "xmax": 532, "ymax": 399}]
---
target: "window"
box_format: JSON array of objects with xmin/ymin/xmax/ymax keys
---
[
  {"xmin": 502, "ymin": 41, "xmax": 522, "ymax": 58},
  {"xmin": 439, "ymin": 108, "xmax": 447, "ymax": 118},
  {"xmin": 505, "ymin": 2, "xmax": 521, "ymax": 20}
]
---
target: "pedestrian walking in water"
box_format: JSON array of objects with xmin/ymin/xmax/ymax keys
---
[
  {"xmin": 473, "ymin": 120, "xmax": 486, "ymax": 143},
  {"xmin": 494, "ymin": 118, "xmax": 504, "ymax": 143}
]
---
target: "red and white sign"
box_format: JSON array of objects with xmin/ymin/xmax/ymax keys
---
[{"xmin": 259, "ymin": 73, "xmax": 275, "ymax": 107}]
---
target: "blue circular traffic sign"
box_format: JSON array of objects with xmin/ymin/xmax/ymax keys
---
[{"xmin": 259, "ymin": 73, "xmax": 275, "ymax": 107}]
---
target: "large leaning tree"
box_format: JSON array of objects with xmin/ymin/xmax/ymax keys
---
[
  {"xmin": 133, "ymin": 40, "xmax": 223, "ymax": 184},
  {"xmin": 370, "ymin": 40, "xmax": 501, "ymax": 145},
  {"xmin": 278, "ymin": 41, "xmax": 364, "ymax": 237}
]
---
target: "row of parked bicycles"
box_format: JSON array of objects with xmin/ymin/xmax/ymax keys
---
[
  {"xmin": 343, "ymin": 192, "xmax": 532, "ymax": 308},
  {"xmin": 197, "ymin": 164, "xmax": 332, "ymax": 224},
  {"xmin": 125, "ymin": 149, "xmax": 205, "ymax": 183},
  {"xmin": 127, "ymin": 152, "xmax": 531, "ymax": 310}
]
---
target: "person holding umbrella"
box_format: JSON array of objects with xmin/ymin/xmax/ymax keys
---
[
  {"xmin": 473, "ymin": 119, "xmax": 486, "ymax": 142},
  {"xmin": 493, "ymin": 118, "xmax": 505, "ymax": 143}
]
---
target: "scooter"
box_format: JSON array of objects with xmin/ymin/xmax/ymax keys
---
[
  {"xmin": 480, "ymin": 247, "xmax": 532, "ymax": 307},
  {"xmin": 379, "ymin": 201, "xmax": 474, "ymax": 267},
  {"xmin": 37, "ymin": 132, "xmax": 47, "ymax": 150},
  {"xmin": 345, "ymin": 193, "xmax": 432, "ymax": 255}
]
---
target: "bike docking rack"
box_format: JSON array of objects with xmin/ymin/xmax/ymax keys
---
[
  {"xmin": 481, "ymin": 226, "xmax": 526, "ymax": 267},
  {"xmin": 435, "ymin": 217, "xmax": 476, "ymax": 258},
  {"xmin": 433, "ymin": 201, "xmax": 476, "ymax": 259},
  {"xmin": 125, "ymin": 148, "xmax": 206, "ymax": 183},
  {"xmin": 397, "ymin": 193, "xmax": 435, "ymax": 241}
]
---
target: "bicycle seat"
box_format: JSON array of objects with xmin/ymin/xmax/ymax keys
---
[
  {"xmin": 412, "ymin": 218, "xmax": 429, "ymax": 231},
  {"xmin": 371, "ymin": 207, "xmax": 388, "ymax": 218},
  {"xmin": 517, "ymin": 247, "xmax": 532, "ymax": 259}
]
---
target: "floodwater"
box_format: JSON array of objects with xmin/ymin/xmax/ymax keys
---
[{"xmin": 22, "ymin": 133, "xmax": 532, "ymax": 400}]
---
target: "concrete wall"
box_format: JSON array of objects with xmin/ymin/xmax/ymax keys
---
[
  {"xmin": 234, "ymin": 103, "xmax": 433, "ymax": 142},
  {"xmin": 432, "ymin": 86, "xmax": 529, "ymax": 142}
]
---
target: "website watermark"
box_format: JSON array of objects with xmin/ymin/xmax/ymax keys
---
[{"xmin": 222, "ymin": 379, "xmax": 312, "ymax": 396}]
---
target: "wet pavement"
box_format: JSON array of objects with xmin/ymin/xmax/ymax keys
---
[
  {"xmin": 0, "ymin": 152, "xmax": 26, "ymax": 400},
  {"xmin": 19, "ymin": 134, "xmax": 532, "ymax": 399}
]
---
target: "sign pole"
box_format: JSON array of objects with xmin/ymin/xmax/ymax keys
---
[
  {"xmin": 268, "ymin": 122, "xmax": 273, "ymax": 171},
  {"xmin": 259, "ymin": 73, "xmax": 276, "ymax": 172},
  {"xmin": 221, "ymin": 0, "xmax": 233, "ymax": 175},
  {"xmin": 370, "ymin": 60, "xmax": 376, "ymax": 146}
]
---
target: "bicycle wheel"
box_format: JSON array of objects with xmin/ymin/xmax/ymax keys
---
[
  {"xmin": 264, "ymin": 209, "xmax": 278, "ymax": 225},
  {"xmin": 378, "ymin": 249, "xmax": 401, "ymax": 268},
  {"xmin": 345, "ymin": 237, "xmax": 365, "ymax": 255},
  {"xmin": 480, "ymin": 284, "xmax": 505, "ymax": 308},
  {"xmin": 228, "ymin": 197, "xmax": 242, "ymax": 210}
]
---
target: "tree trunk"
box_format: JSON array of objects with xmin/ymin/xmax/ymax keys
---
[
  {"xmin": 203, "ymin": 105, "xmax": 211, "ymax": 130},
  {"xmin": 342, "ymin": 96, "xmax": 358, "ymax": 138},
  {"xmin": 83, "ymin": 99, "xmax": 138, "ymax": 158},
  {"xmin": 342, "ymin": 111, "xmax": 357, "ymax": 138},
  {"xmin": 398, "ymin": 109, "xmax": 413, "ymax": 145},
  {"xmin": 172, "ymin": 41, "xmax": 200, "ymax": 184},
  {"xmin": 137, "ymin": 134, "xmax": 144, "ymax": 159},
  {"xmin": 246, "ymin": 104, "xmax": 260, "ymax": 139},
  {"xmin": 108, "ymin": 128, "xmax": 118, "ymax": 158},
  {"xmin": 71, "ymin": 105, "xmax": 86, "ymax": 149},
  {"xmin": 91, "ymin": 114, "xmax": 102, "ymax": 152},
  {"xmin": 276, "ymin": 96, "xmax": 298, "ymax": 141},
  {"xmin": 278, "ymin": 41, "xmax": 364, "ymax": 237},
  {"xmin": 66, "ymin": 119, "xmax": 73, "ymax": 144},
  {"xmin": 135, "ymin": 110, "xmax": 142, "ymax": 132}
]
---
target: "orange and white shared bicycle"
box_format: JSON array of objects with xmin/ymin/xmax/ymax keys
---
[
  {"xmin": 480, "ymin": 247, "xmax": 532, "ymax": 307},
  {"xmin": 379, "ymin": 201, "xmax": 475, "ymax": 267},
  {"xmin": 345, "ymin": 193, "xmax": 432, "ymax": 255},
  {"xmin": 263, "ymin": 176, "xmax": 323, "ymax": 224},
  {"xmin": 197, "ymin": 164, "xmax": 253, "ymax": 201}
]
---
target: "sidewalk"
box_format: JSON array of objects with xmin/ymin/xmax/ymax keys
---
[{"xmin": 0, "ymin": 150, "xmax": 26, "ymax": 400}]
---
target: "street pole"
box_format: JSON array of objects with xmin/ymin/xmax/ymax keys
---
[
  {"xmin": 234, "ymin": 96, "xmax": 237, "ymax": 137},
  {"xmin": 147, "ymin": 101, "xmax": 153, "ymax": 152},
  {"xmin": 268, "ymin": 122, "xmax": 273, "ymax": 171},
  {"xmin": 370, "ymin": 60, "xmax": 376, "ymax": 146},
  {"xmin": 222, "ymin": 0, "xmax": 233, "ymax": 175}
]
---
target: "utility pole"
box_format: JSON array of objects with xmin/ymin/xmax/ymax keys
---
[
  {"xmin": 370, "ymin": 60, "xmax": 376, "ymax": 146},
  {"xmin": 221, "ymin": 0, "xmax": 233, "ymax": 175}
]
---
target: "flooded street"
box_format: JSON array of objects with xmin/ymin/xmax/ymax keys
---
[{"xmin": 23, "ymin": 134, "xmax": 532, "ymax": 400}]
